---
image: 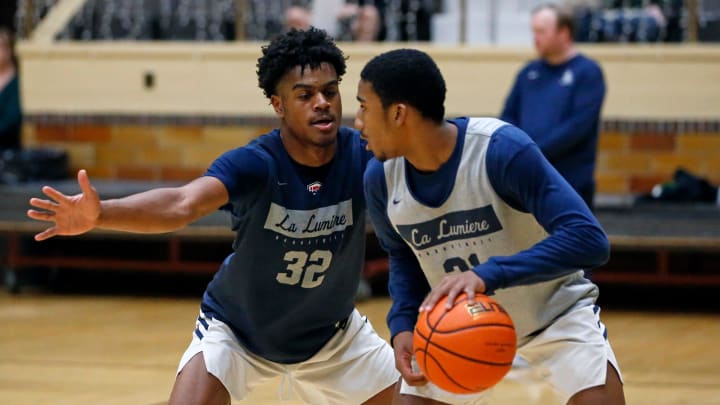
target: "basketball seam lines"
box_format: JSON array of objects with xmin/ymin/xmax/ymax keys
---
[
  {"xmin": 430, "ymin": 323, "xmax": 515, "ymax": 333},
  {"xmin": 421, "ymin": 339, "xmax": 515, "ymax": 366},
  {"xmin": 419, "ymin": 303, "xmax": 450, "ymax": 385},
  {"xmin": 422, "ymin": 349, "xmax": 491, "ymax": 393},
  {"xmin": 416, "ymin": 296, "xmax": 515, "ymax": 391}
]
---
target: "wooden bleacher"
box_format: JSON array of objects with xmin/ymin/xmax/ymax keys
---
[
  {"xmin": 1, "ymin": 182, "xmax": 719, "ymax": 293},
  {"xmin": 593, "ymin": 197, "xmax": 720, "ymax": 286}
]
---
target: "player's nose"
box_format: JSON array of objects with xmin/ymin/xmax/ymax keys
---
[{"xmin": 354, "ymin": 116, "xmax": 364, "ymax": 131}]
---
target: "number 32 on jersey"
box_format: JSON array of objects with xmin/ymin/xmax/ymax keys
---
[{"xmin": 276, "ymin": 250, "xmax": 332, "ymax": 288}]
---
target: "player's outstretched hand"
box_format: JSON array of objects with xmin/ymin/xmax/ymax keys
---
[
  {"xmin": 27, "ymin": 169, "xmax": 101, "ymax": 241},
  {"xmin": 420, "ymin": 271, "xmax": 486, "ymax": 313},
  {"xmin": 392, "ymin": 331, "xmax": 427, "ymax": 386}
]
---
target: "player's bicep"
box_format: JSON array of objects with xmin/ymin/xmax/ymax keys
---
[{"xmin": 179, "ymin": 176, "xmax": 230, "ymax": 220}]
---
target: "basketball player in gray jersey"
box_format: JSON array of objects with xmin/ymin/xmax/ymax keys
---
[{"xmin": 358, "ymin": 49, "xmax": 625, "ymax": 404}]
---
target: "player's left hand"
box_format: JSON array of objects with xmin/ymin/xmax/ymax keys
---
[
  {"xmin": 420, "ymin": 271, "xmax": 486, "ymax": 312},
  {"xmin": 392, "ymin": 331, "xmax": 428, "ymax": 386}
]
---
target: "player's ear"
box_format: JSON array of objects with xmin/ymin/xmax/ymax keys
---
[
  {"xmin": 392, "ymin": 103, "xmax": 407, "ymax": 127},
  {"xmin": 270, "ymin": 95, "xmax": 284, "ymax": 118}
]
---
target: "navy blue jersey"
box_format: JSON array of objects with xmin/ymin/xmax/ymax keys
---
[
  {"xmin": 201, "ymin": 127, "xmax": 372, "ymax": 363},
  {"xmin": 500, "ymin": 54, "xmax": 605, "ymax": 207}
]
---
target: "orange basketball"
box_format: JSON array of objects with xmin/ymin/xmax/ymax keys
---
[{"xmin": 413, "ymin": 293, "xmax": 517, "ymax": 394}]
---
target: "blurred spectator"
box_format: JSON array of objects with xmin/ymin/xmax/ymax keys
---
[
  {"xmin": 49, "ymin": 0, "xmax": 444, "ymax": 42},
  {"xmin": 0, "ymin": 27, "xmax": 21, "ymax": 151},
  {"xmin": 285, "ymin": 4, "xmax": 313, "ymax": 31},
  {"xmin": 337, "ymin": 0, "xmax": 385, "ymax": 41},
  {"xmin": 501, "ymin": 4, "xmax": 605, "ymax": 210},
  {"xmin": 385, "ymin": 0, "xmax": 442, "ymax": 41},
  {"xmin": 569, "ymin": 0, "xmax": 684, "ymax": 42},
  {"xmin": 336, "ymin": 0, "xmax": 443, "ymax": 42}
]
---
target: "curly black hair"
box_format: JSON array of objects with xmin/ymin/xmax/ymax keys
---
[
  {"xmin": 257, "ymin": 27, "xmax": 347, "ymax": 99},
  {"xmin": 360, "ymin": 49, "xmax": 446, "ymax": 124}
]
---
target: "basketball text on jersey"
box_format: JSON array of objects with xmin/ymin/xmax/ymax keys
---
[
  {"xmin": 395, "ymin": 206, "xmax": 503, "ymax": 250},
  {"xmin": 263, "ymin": 199, "xmax": 353, "ymax": 238}
]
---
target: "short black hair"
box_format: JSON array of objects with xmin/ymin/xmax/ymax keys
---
[
  {"xmin": 257, "ymin": 27, "xmax": 347, "ymax": 99},
  {"xmin": 360, "ymin": 49, "xmax": 446, "ymax": 124}
]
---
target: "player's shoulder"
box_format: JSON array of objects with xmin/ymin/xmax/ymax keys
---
[
  {"xmin": 493, "ymin": 121, "xmax": 534, "ymax": 143},
  {"xmin": 463, "ymin": 117, "xmax": 535, "ymax": 151},
  {"xmin": 245, "ymin": 129, "xmax": 281, "ymax": 155},
  {"xmin": 364, "ymin": 157, "xmax": 386, "ymax": 183},
  {"xmin": 215, "ymin": 141, "xmax": 269, "ymax": 165},
  {"xmin": 465, "ymin": 117, "xmax": 509, "ymax": 137},
  {"xmin": 460, "ymin": 117, "xmax": 534, "ymax": 155}
]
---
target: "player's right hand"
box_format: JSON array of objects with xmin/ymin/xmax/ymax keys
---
[
  {"xmin": 27, "ymin": 169, "xmax": 101, "ymax": 241},
  {"xmin": 392, "ymin": 331, "xmax": 427, "ymax": 386}
]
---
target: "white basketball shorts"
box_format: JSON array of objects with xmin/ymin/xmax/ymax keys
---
[
  {"xmin": 177, "ymin": 308, "xmax": 400, "ymax": 404},
  {"xmin": 400, "ymin": 304, "xmax": 623, "ymax": 404}
]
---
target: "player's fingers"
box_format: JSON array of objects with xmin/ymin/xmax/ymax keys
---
[
  {"xmin": 34, "ymin": 227, "xmax": 57, "ymax": 241},
  {"xmin": 404, "ymin": 373, "xmax": 428, "ymax": 386},
  {"xmin": 464, "ymin": 285, "xmax": 476, "ymax": 304},
  {"xmin": 42, "ymin": 186, "xmax": 67, "ymax": 203},
  {"xmin": 77, "ymin": 169, "xmax": 97, "ymax": 197},
  {"xmin": 399, "ymin": 361, "xmax": 427, "ymax": 386},
  {"xmin": 397, "ymin": 359, "xmax": 419, "ymax": 382},
  {"xmin": 27, "ymin": 209, "xmax": 56, "ymax": 222},
  {"xmin": 29, "ymin": 198, "xmax": 58, "ymax": 212},
  {"xmin": 445, "ymin": 286, "xmax": 462, "ymax": 309},
  {"xmin": 420, "ymin": 290, "xmax": 440, "ymax": 312}
]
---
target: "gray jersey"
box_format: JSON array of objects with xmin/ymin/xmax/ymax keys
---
[{"xmin": 383, "ymin": 118, "xmax": 598, "ymax": 338}]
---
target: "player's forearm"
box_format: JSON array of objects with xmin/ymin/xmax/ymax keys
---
[
  {"xmin": 96, "ymin": 188, "xmax": 197, "ymax": 233},
  {"xmin": 387, "ymin": 252, "xmax": 430, "ymax": 338},
  {"xmin": 476, "ymin": 221, "xmax": 609, "ymax": 292}
]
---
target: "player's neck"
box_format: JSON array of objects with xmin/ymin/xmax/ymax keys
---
[
  {"xmin": 280, "ymin": 128, "xmax": 337, "ymax": 167},
  {"xmin": 405, "ymin": 121, "xmax": 457, "ymax": 172}
]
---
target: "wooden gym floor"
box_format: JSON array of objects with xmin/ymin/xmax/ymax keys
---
[{"xmin": 1, "ymin": 272, "xmax": 719, "ymax": 405}]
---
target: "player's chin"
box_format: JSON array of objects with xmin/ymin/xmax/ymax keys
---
[
  {"xmin": 367, "ymin": 145, "xmax": 389, "ymax": 162},
  {"xmin": 308, "ymin": 131, "xmax": 338, "ymax": 148}
]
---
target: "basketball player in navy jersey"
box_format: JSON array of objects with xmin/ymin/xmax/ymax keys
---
[
  {"xmin": 357, "ymin": 49, "xmax": 625, "ymax": 404},
  {"xmin": 27, "ymin": 28, "xmax": 399, "ymax": 405}
]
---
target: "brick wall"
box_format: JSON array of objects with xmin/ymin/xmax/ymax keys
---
[
  {"xmin": 23, "ymin": 117, "xmax": 274, "ymax": 181},
  {"xmin": 22, "ymin": 116, "xmax": 720, "ymax": 193},
  {"xmin": 597, "ymin": 121, "xmax": 720, "ymax": 194}
]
